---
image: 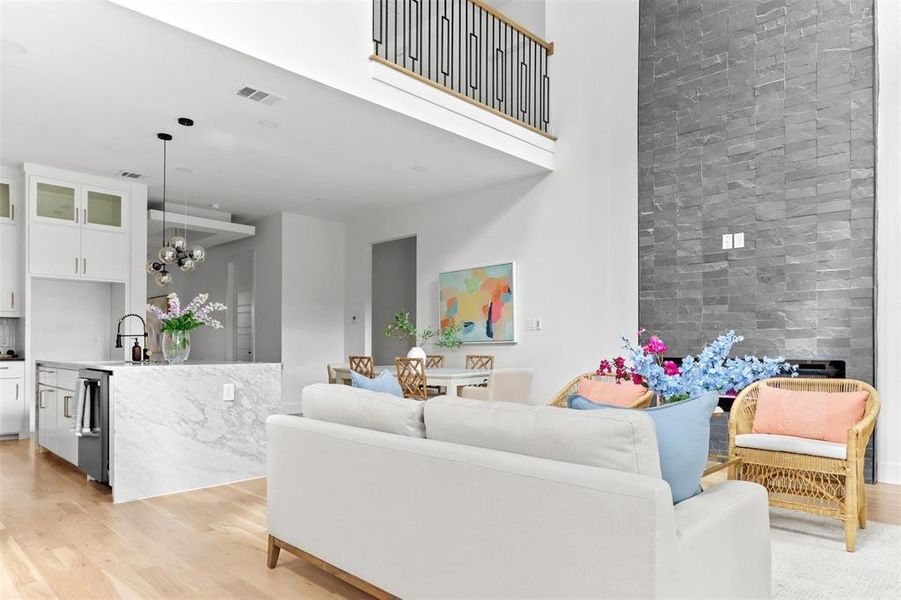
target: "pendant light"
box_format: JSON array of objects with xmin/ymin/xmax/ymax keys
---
[
  {"xmin": 145, "ymin": 117, "xmax": 206, "ymax": 287},
  {"xmin": 145, "ymin": 132, "xmax": 174, "ymax": 287},
  {"xmin": 174, "ymin": 117, "xmax": 206, "ymax": 271}
]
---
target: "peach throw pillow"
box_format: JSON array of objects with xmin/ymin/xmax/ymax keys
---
[
  {"xmin": 577, "ymin": 378, "xmax": 647, "ymax": 407},
  {"xmin": 752, "ymin": 385, "xmax": 867, "ymax": 443}
]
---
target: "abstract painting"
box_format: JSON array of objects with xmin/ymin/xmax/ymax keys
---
[{"xmin": 439, "ymin": 262, "xmax": 516, "ymax": 344}]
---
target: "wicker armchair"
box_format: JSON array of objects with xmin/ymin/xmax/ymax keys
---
[
  {"xmin": 727, "ymin": 378, "xmax": 880, "ymax": 552},
  {"xmin": 547, "ymin": 372, "xmax": 654, "ymax": 409}
]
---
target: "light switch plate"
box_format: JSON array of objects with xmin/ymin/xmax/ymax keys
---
[
  {"xmin": 734, "ymin": 232, "xmax": 745, "ymax": 248},
  {"xmin": 223, "ymin": 383, "xmax": 235, "ymax": 401},
  {"xmin": 526, "ymin": 319, "xmax": 543, "ymax": 331},
  {"xmin": 722, "ymin": 234, "xmax": 733, "ymax": 250}
]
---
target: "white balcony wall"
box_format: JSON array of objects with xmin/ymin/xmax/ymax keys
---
[{"xmin": 111, "ymin": 0, "xmax": 555, "ymax": 169}]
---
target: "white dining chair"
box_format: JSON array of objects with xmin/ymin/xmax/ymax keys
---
[{"xmin": 459, "ymin": 368, "xmax": 533, "ymax": 404}]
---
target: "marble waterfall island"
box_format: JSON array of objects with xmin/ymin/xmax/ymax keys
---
[{"xmin": 40, "ymin": 360, "xmax": 282, "ymax": 503}]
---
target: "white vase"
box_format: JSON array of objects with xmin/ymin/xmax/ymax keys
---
[{"xmin": 407, "ymin": 346, "xmax": 427, "ymax": 361}]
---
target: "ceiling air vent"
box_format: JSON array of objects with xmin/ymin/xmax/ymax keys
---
[
  {"xmin": 235, "ymin": 85, "xmax": 283, "ymax": 105},
  {"xmin": 116, "ymin": 170, "xmax": 144, "ymax": 179}
]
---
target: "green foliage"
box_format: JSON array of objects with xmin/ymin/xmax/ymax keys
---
[
  {"xmin": 161, "ymin": 311, "xmax": 205, "ymax": 333},
  {"xmin": 384, "ymin": 311, "xmax": 463, "ymax": 348}
]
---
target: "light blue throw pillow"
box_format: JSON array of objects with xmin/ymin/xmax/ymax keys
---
[
  {"xmin": 568, "ymin": 391, "xmax": 719, "ymax": 503},
  {"xmin": 350, "ymin": 369, "xmax": 404, "ymax": 397}
]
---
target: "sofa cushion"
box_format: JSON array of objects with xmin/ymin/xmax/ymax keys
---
[
  {"xmin": 735, "ymin": 433, "xmax": 847, "ymax": 459},
  {"xmin": 350, "ymin": 369, "xmax": 404, "ymax": 397},
  {"xmin": 577, "ymin": 378, "xmax": 647, "ymax": 407},
  {"xmin": 752, "ymin": 385, "xmax": 867, "ymax": 443},
  {"xmin": 569, "ymin": 392, "xmax": 718, "ymax": 504},
  {"xmin": 423, "ymin": 396, "xmax": 661, "ymax": 477},
  {"xmin": 301, "ymin": 383, "xmax": 425, "ymax": 437}
]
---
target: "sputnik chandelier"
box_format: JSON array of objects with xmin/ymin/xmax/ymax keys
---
[{"xmin": 146, "ymin": 117, "xmax": 206, "ymax": 287}]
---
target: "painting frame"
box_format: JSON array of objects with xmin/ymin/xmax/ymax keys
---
[{"xmin": 438, "ymin": 261, "xmax": 517, "ymax": 345}]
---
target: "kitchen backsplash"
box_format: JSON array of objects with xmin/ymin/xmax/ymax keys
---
[{"xmin": 0, "ymin": 318, "xmax": 18, "ymax": 355}]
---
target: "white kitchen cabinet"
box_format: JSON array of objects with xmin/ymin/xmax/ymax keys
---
[
  {"xmin": 0, "ymin": 176, "xmax": 21, "ymax": 316},
  {"xmin": 37, "ymin": 384, "xmax": 58, "ymax": 453},
  {"xmin": 36, "ymin": 368, "xmax": 79, "ymax": 465},
  {"xmin": 28, "ymin": 175, "xmax": 129, "ymax": 282},
  {"xmin": 0, "ymin": 178, "xmax": 17, "ymax": 223},
  {"xmin": 28, "ymin": 221, "xmax": 82, "ymax": 278},
  {"xmin": 0, "ymin": 362, "xmax": 24, "ymax": 435},
  {"xmin": 55, "ymin": 387, "xmax": 78, "ymax": 465}
]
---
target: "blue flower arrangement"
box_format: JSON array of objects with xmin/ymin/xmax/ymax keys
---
[{"xmin": 621, "ymin": 330, "xmax": 797, "ymax": 404}]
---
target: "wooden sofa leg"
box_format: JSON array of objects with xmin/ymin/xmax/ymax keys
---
[
  {"xmin": 844, "ymin": 519, "xmax": 858, "ymax": 552},
  {"xmin": 858, "ymin": 501, "xmax": 868, "ymax": 529},
  {"xmin": 267, "ymin": 534, "xmax": 281, "ymax": 568}
]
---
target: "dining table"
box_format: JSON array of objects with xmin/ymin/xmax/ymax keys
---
[{"xmin": 333, "ymin": 366, "xmax": 490, "ymax": 398}]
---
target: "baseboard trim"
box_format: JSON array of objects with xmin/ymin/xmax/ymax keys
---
[
  {"xmin": 876, "ymin": 461, "xmax": 901, "ymax": 485},
  {"xmin": 267, "ymin": 534, "xmax": 398, "ymax": 600}
]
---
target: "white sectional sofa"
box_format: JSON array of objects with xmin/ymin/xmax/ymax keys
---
[{"xmin": 266, "ymin": 384, "xmax": 771, "ymax": 599}]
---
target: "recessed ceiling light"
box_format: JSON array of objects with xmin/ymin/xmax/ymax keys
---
[
  {"xmin": 0, "ymin": 40, "xmax": 27, "ymax": 54},
  {"xmin": 174, "ymin": 166, "xmax": 192, "ymax": 173},
  {"xmin": 412, "ymin": 165, "xmax": 428, "ymax": 172},
  {"xmin": 258, "ymin": 119, "xmax": 278, "ymax": 128}
]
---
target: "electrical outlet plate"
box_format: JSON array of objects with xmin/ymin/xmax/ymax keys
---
[
  {"xmin": 734, "ymin": 232, "xmax": 745, "ymax": 248},
  {"xmin": 722, "ymin": 234, "xmax": 733, "ymax": 250},
  {"xmin": 223, "ymin": 383, "xmax": 235, "ymax": 401}
]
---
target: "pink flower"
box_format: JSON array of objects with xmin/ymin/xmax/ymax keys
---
[
  {"xmin": 663, "ymin": 360, "xmax": 681, "ymax": 376},
  {"xmin": 637, "ymin": 328, "xmax": 646, "ymax": 335},
  {"xmin": 596, "ymin": 359, "xmax": 612, "ymax": 376},
  {"xmin": 613, "ymin": 356, "xmax": 626, "ymax": 369},
  {"xmin": 643, "ymin": 336, "xmax": 668, "ymax": 354},
  {"xmin": 631, "ymin": 372, "xmax": 645, "ymax": 385}
]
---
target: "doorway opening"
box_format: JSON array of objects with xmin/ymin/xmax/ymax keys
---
[{"xmin": 371, "ymin": 236, "xmax": 416, "ymax": 364}]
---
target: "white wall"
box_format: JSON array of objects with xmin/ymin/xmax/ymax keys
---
[
  {"xmin": 111, "ymin": 0, "xmax": 555, "ymax": 168},
  {"xmin": 280, "ymin": 212, "xmax": 345, "ymax": 409},
  {"xmin": 875, "ymin": 0, "xmax": 901, "ymax": 484},
  {"xmin": 345, "ymin": 1, "xmax": 639, "ymax": 404}
]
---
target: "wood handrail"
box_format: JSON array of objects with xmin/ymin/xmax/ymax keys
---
[{"xmin": 469, "ymin": 0, "xmax": 554, "ymax": 55}]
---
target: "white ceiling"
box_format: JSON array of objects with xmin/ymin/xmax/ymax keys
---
[{"xmin": 0, "ymin": 1, "xmax": 547, "ymax": 222}]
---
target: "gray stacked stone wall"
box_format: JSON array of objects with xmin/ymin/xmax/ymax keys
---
[{"xmin": 638, "ymin": 0, "xmax": 876, "ymax": 479}]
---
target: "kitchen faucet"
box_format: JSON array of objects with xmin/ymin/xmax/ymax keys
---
[{"xmin": 115, "ymin": 313, "xmax": 149, "ymax": 361}]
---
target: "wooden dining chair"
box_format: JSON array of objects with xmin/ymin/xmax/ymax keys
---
[
  {"xmin": 348, "ymin": 355, "xmax": 375, "ymax": 379},
  {"xmin": 465, "ymin": 354, "xmax": 495, "ymax": 370},
  {"xmin": 425, "ymin": 355, "xmax": 445, "ymax": 368},
  {"xmin": 395, "ymin": 358, "xmax": 429, "ymax": 400},
  {"xmin": 465, "ymin": 355, "xmax": 494, "ymax": 387}
]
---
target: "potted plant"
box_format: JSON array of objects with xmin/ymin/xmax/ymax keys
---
[
  {"xmin": 384, "ymin": 311, "xmax": 463, "ymax": 360},
  {"xmin": 146, "ymin": 292, "xmax": 227, "ymax": 364}
]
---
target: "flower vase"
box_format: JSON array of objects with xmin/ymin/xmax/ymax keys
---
[
  {"xmin": 407, "ymin": 346, "xmax": 427, "ymax": 361},
  {"xmin": 162, "ymin": 330, "xmax": 191, "ymax": 364}
]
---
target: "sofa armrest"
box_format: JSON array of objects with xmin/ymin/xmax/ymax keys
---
[{"xmin": 669, "ymin": 481, "xmax": 771, "ymax": 599}]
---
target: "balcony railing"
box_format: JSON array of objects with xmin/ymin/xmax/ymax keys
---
[{"xmin": 371, "ymin": 0, "xmax": 554, "ymax": 138}]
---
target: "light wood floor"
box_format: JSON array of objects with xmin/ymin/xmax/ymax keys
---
[
  {"xmin": 0, "ymin": 440, "xmax": 369, "ymax": 599},
  {"xmin": 2, "ymin": 440, "xmax": 899, "ymax": 599}
]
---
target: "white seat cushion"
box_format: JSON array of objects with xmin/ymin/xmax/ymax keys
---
[
  {"xmin": 301, "ymin": 383, "xmax": 425, "ymax": 438},
  {"xmin": 424, "ymin": 396, "xmax": 661, "ymax": 477},
  {"xmin": 735, "ymin": 433, "xmax": 847, "ymax": 460}
]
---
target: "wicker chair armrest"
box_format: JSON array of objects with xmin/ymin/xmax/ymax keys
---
[
  {"xmin": 728, "ymin": 382, "xmax": 761, "ymax": 438},
  {"xmin": 849, "ymin": 387, "xmax": 880, "ymax": 457},
  {"xmin": 547, "ymin": 372, "xmax": 588, "ymax": 407}
]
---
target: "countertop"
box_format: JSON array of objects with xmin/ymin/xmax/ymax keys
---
[{"xmin": 35, "ymin": 360, "xmax": 279, "ymax": 373}]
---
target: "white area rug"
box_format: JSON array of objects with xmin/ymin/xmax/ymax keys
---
[{"xmin": 771, "ymin": 508, "xmax": 901, "ymax": 599}]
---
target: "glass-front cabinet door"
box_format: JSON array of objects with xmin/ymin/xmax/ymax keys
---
[
  {"xmin": 32, "ymin": 179, "xmax": 77, "ymax": 224},
  {"xmin": 84, "ymin": 188, "xmax": 125, "ymax": 230},
  {"xmin": 0, "ymin": 179, "xmax": 15, "ymax": 222}
]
